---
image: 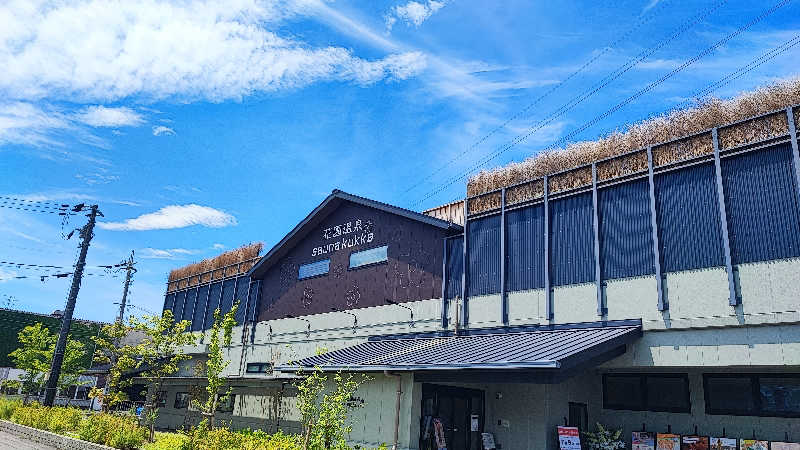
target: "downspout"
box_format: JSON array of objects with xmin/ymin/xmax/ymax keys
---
[{"xmin": 384, "ymin": 371, "xmax": 403, "ymax": 450}]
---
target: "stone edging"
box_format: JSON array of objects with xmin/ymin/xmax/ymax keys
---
[{"xmin": 0, "ymin": 419, "xmax": 116, "ymax": 450}]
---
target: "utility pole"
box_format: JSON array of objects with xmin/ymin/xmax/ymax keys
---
[
  {"xmin": 117, "ymin": 250, "xmax": 136, "ymax": 324},
  {"xmin": 44, "ymin": 204, "xmax": 101, "ymax": 406}
]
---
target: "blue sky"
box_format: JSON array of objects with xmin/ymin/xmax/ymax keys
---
[{"xmin": 1, "ymin": 0, "xmax": 799, "ymax": 322}]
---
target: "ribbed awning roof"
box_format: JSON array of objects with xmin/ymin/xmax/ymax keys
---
[{"xmin": 280, "ymin": 324, "xmax": 641, "ymax": 372}]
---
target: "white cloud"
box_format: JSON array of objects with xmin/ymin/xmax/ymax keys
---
[
  {"xmin": 98, "ymin": 204, "xmax": 237, "ymax": 231},
  {"xmin": 0, "ymin": 0, "xmax": 427, "ymax": 104},
  {"xmin": 75, "ymin": 172, "xmax": 119, "ymax": 185},
  {"xmin": 386, "ymin": 1, "xmax": 447, "ymax": 30},
  {"xmin": 75, "ymin": 106, "xmax": 144, "ymax": 127},
  {"xmin": 0, "ymin": 267, "xmax": 19, "ymax": 282},
  {"xmin": 139, "ymin": 247, "xmax": 200, "ymax": 259},
  {"xmin": 0, "ymin": 102, "xmax": 71, "ymax": 147},
  {"xmin": 152, "ymin": 125, "xmax": 176, "ymax": 136},
  {"xmin": 212, "ymin": 243, "xmax": 226, "ymax": 250}
]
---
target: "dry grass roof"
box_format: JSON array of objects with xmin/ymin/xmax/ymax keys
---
[
  {"xmin": 467, "ymin": 77, "xmax": 800, "ymax": 198},
  {"xmin": 167, "ymin": 242, "xmax": 263, "ymax": 291}
]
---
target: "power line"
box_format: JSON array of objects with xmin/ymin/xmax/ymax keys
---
[
  {"xmin": 0, "ymin": 203, "xmax": 69, "ymax": 215},
  {"xmin": 398, "ymin": 0, "xmax": 676, "ymax": 196},
  {"xmin": 402, "ymin": 0, "xmax": 729, "ymax": 199},
  {"xmin": 0, "ymin": 195, "xmax": 69, "ymax": 209},
  {"xmin": 412, "ymin": 0, "xmax": 792, "ymax": 207}
]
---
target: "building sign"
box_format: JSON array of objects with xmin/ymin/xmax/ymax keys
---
[
  {"xmin": 656, "ymin": 434, "xmax": 680, "ymax": 450},
  {"xmin": 558, "ymin": 426, "xmax": 581, "ymax": 450},
  {"xmin": 313, "ymin": 219, "xmax": 375, "ymax": 257},
  {"xmin": 709, "ymin": 438, "xmax": 736, "ymax": 450}
]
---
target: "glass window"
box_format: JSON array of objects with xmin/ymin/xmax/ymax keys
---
[
  {"xmin": 604, "ymin": 374, "xmax": 690, "ymax": 413},
  {"xmin": 603, "ymin": 374, "xmax": 644, "ymax": 410},
  {"xmin": 349, "ymin": 245, "xmax": 388, "ymax": 269},
  {"xmin": 759, "ymin": 377, "xmax": 800, "ymax": 416},
  {"xmin": 174, "ymin": 392, "xmax": 190, "ymax": 409},
  {"xmin": 246, "ymin": 363, "xmax": 272, "ymax": 374},
  {"xmin": 298, "ymin": 259, "xmax": 329, "ymax": 280},
  {"xmin": 646, "ymin": 375, "xmax": 690, "ymax": 412},
  {"xmin": 704, "ymin": 375, "xmax": 755, "ymax": 415}
]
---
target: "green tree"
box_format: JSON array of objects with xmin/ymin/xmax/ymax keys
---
[
  {"xmin": 194, "ymin": 302, "xmax": 238, "ymax": 430},
  {"xmin": 9, "ymin": 323, "xmax": 87, "ymax": 405},
  {"xmin": 89, "ymin": 321, "xmax": 138, "ymax": 411},
  {"xmin": 296, "ymin": 367, "xmax": 367, "ymax": 450},
  {"xmin": 130, "ymin": 309, "xmax": 196, "ymax": 441}
]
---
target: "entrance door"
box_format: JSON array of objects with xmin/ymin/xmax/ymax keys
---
[{"xmin": 420, "ymin": 384, "xmax": 484, "ymax": 450}]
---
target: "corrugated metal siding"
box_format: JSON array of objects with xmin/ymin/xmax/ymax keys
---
[
  {"xmin": 204, "ymin": 282, "xmax": 222, "ymax": 329},
  {"xmin": 722, "ymin": 143, "xmax": 800, "ymax": 264},
  {"xmin": 468, "ymin": 215, "xmax": 501, "ymax": 296},
  {"xmin": 247, "ymin": 279, "xmax": 261, "ymax": 322},
  {"xmin": 599, "ymin": 179, "xmax": 655, "ymax": 279},
  {"xmin": 445, "ymin": 237, "xmax": 463, "ymax": 299},
  {"xmin": 655, "ymin": 162, "xmax": 724, "ymax": 272},
  {"xmin": 192, "ymin": 285, "xmax": 209, "ymax": 331},
  {"xmin": 220, "ymin": 279, "xmax": 236, "ymax": 316},
  {"xmin": 172, "ymin": 290, "xmax": 186, "ymax": 321},
  {"xmin": 507, "ymin": 204, "xmax": 545, "ymax": 290},
  {"xmin": 550, "ymin": 192, "xmax": 595, "ymax": 286},
  {"xmin": 234, "ymin": 277, "xmax": 250, "ymax": 324},
  {"xmin": 181, "ymin": 288, "xmax": 198, "ymax": 322},
  {"xmin": 163, "ymin": 292, "xmax": 175, "ymax": 314}
]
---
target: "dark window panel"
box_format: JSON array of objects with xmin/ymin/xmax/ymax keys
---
[
  {"xmin": 468, "ymin": 215, "xmax": 501, "ymax": 296},
  {"xmin": 204, "ymin": 282, "xmax": 222, "ymax": 329},
  {"xmin": 603, "ymin": 374, "xmax": 644, "ymax": 411},
  {"xmin": 704, "ymin": 375, "xmax": 755, "ymax": 415},
  {"xmin": 192, "ymin": 285, "xmax": 210, "ymax": 332},
  {"xmin": 550, "ymin": 192, "xmax": 595, "ymax": 286},
  {"xmin": 645, "ymin": 374, "xmax": 690, "ymax": 413}
]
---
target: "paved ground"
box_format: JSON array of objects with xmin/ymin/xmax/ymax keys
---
[{"xmin": 0, "ymin": 430, "xmax": 58, "ymax": 449}]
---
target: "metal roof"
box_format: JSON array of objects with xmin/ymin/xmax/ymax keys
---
[
  {"xmin": 279, "ymin": 324, "xmax": 641, "ymax": 372},
  {"xmin": 248, "ymin": 189, "xmax": 463, "ymax": 279}
]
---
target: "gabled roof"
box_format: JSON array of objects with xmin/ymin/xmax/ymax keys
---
[{"xmin": 247, "ymin": 190, "xmax": 462, "ymax": 279}]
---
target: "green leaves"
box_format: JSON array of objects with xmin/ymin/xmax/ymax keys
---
[
  {"xmin": 9, "ymin": 323, "xmax": 86, "ymax": 398},
  {"xmin": 194, "ymin": 302, "xmax": 238, "ymax": 429}
]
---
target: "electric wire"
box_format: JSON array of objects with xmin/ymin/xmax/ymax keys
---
[
  {"xmin": 412, "ymin": 0, "xmax": 792, "ymax": 207},
  {"xmin": 399, "ymin": 0, "xmax": 677, "ymax": 196}
]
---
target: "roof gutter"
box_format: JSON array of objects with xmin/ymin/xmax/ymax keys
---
[{"xmin": 276, "ymin": 360, "xmax": 561, "ymax": 372}]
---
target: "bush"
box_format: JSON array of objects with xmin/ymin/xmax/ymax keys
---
[
  {"xmin": 10, "ymin": 404, "xmax": 82, "ymax": 434},
  {"xmin": 77, "ymin": 413, "xmax": 146, "ymax": 450},
  {"xmin": 0, "ymin": 396, "xmax": 21, "ymax": 420},
  {"xmin": 142, "ymin": 432, "xmax": 189, "ymax": 450},
  {"xmin": 180, "ymin": 424, "xmax": 304, "ymax": 450}
]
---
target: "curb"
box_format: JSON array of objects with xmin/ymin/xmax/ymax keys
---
[{"xmin": 0, "ymin": 419, "xmax": 117, "ymax": 450}]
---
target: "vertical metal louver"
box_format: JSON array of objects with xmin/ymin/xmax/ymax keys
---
[
  {"xmin": 204, "ymin": 282, "xmax": 222, "ymax": 329},
  {"xmin": 468, "ymin": 215, "xmax": 501, "ymax": 296},
  {"xmin": 506, "ymin": 204, "xmax": 545, "ymax": 290},
  {"xmin": 247, "ymin": 280, "xmax": 261, "ymax": 322},
  {"xmin": 655, "ymin": 162, "xmax": 725, "ymax": 272},
  {"xmin": 172, "ymin": 290, "xmax": 186, "ymax": 322},
  {"xmin": 722, "ymin": 143, "xmax": 800, "ymax": 264},
  {"xmin": 192, "ymin": 285, "xmax": 210, "ymax": 331},
  {"xmin": 445, "ymin": 237, "xmax": 463, "ymax": 299},
  {"xmin": 234, "ymin": 276, "xmax": 251, "ymax": 324},
  {"xmin": 220, "ymin": 279, "xmax": 236, "ymax": 317},
  {"xmin": 549, "ymin": 192, "xmax": 595, "ymax": 286},
  {"xmin": 182, "ymin": 288, "xmax": 198, "ymax": 322},
  {"xmin": 599, "ymin": 179, "xmax": 655, "ymax": 279},
  {"xmin": 162, "ymin": 292, "xmax": 175, "ymax": 315}
]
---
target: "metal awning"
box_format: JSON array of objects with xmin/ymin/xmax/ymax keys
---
[{"xmin": 278, "ymin": 323, "xmax": 641, "ymax": 381}]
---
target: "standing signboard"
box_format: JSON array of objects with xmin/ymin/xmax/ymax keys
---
[
  {"xmin": 657, "ymin": 433, "xmax": 681, "ymax": 450},
  {"xmin": 709, "ymin": 437, "xmax": 737, "ymax": 450},
  {"xmin": 681, "ymin": 436, "xmax": 709, "ymax": 450},
  {"xmin": 633, "ymin": 432, "xmax": 656, "ymax": 450},
  {"xmin": 558, "ymin": 426, "xmax": 582, "ymax": 450},
  {"xmin": 740, "ymin": 441, "xmax": 768, "ymax": 450}
]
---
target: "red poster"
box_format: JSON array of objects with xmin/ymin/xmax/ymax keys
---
[{"xmin": 558, "ymin": 426, "xmax": 581, "ymax": 450}]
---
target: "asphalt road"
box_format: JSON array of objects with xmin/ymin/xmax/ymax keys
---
[{"xmin": 0, "ymin": 430, "xmax": 58, "ymax": 449}]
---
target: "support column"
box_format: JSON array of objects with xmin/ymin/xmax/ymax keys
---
[
  {"xmin": 591, "ymin": 164, "xmax": 605, "ymax": 316},
  {"xmin": 500, "ymin": 188, "xmax": 508, "ymax": 325},
  {"xmin": 544, "ymin": 176, "xmax": 553, "ymax": 321},
  {"xmin": 647, "ymin": 147, "xmax": 667, "ymax": 311},
  {"xmin": 787, "ymin": 107, "xmax": 800, "ymax": 206},
  {"xmin": 441, "ymin": 237, "xmax": 448, "ymax": 329},
  {"xmin": 712, "ymin": 128, "xmax": 738, "ymax": 306},
  {"xmin": 461, "ymin": 198, "xmax": 469, "ymax": 328}
]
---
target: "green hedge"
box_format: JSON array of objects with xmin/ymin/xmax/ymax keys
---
[{"xmin": 1, "ymin": 397, "xmax": 145, "ymax": 450}]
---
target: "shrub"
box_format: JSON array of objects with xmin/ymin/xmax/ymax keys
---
[
  {"xmin": 77, "ymin": 413, "xmax": 146, "ymax": 450},
  {"xmin": 583, "ymin": 423, "xmax": 625, "ymax": 450},
  {"xmin": 142, "ymin": 432, "xmax": 189, "ymax": 450},
  {"xmin": 0, "ymin": 396, "xmax": 21, "ymax": 420}
]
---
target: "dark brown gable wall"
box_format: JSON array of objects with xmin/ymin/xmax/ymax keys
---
[{"xmin": 257, "ymin": 202, "xmax": 447, "ymax": 321}]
